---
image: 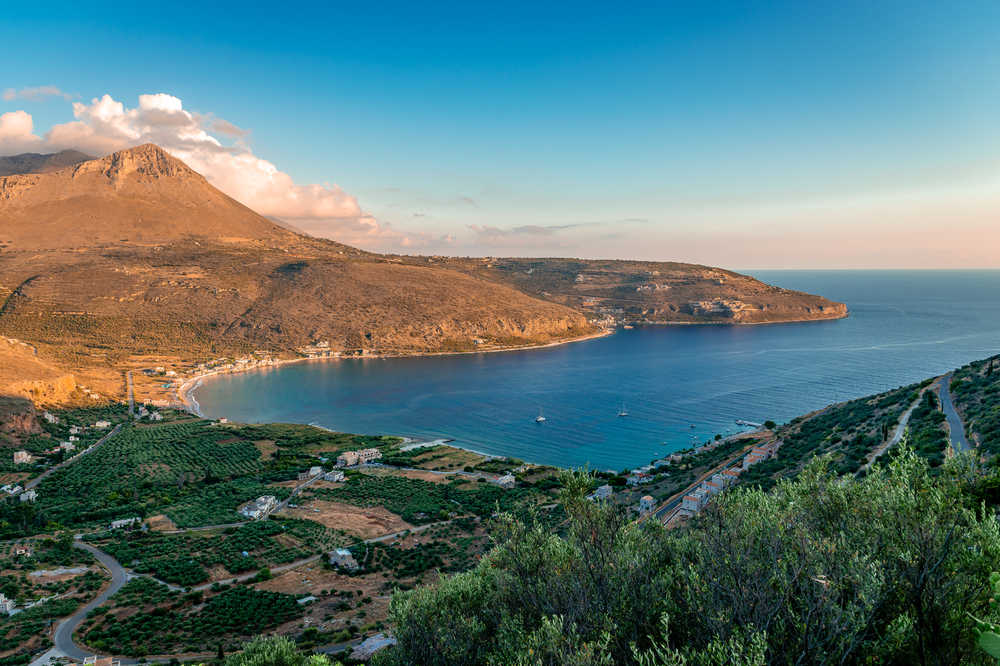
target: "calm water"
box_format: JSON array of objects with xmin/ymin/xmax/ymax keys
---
[{"xmin": 194, "ymin": 271, "xmax": 1000, "ymax": 470}]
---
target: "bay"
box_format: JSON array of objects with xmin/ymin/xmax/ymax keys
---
[{"xmin": 193, "ymin": 270, "xmax": 1000, "ymax": 470}]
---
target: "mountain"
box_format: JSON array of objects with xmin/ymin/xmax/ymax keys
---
[
  {"xmin": 0, "ymin": 145, "xmax": 594, "ymax": 397},
  {"xmin": 0, "ymin": 144, "xmax": 293, "ymax": 249},
  {"xmin": 0, "ymin": 149, "xmax": 92, "ymax": 177},
  {"xmin": 0, "ymin": 144, "xmax": 845, "ymax": 402}
]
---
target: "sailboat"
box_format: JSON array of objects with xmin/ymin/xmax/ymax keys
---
[
  {"xmin": 617, "ymin": 402, "xmax": 629, "ymax": 417},
  {"xmin": 535, "ymin": 408, "xmax": 546, "ymax": 423}
]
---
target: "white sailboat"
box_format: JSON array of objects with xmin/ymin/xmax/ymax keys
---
[
  {"xmin": 535, "ymin": 408, "xmax": 546, "ymax": 423},
  {"xmin": 617, "ymin": 402, "xmax": 629, "ymax": 417}
]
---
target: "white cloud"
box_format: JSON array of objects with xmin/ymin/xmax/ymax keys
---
[
  {"xmin": 2, "ymin": 85, "xmax": 73, "ymax": 102},
  {"xmin": 0, "ymin": 110, "xmax": 44, "ymax": 153},
  {"xmin": 0, "ymin": 92, "xmax": 423, "ymax": 251}
]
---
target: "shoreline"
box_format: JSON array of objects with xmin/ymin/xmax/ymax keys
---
[
  {"xmin": 176, "ymin": 326, "xmax": 615, "ymax": 414},
  {"xmin": 175, "ymin": 310, "xmax": 849, "ymax": 414}
]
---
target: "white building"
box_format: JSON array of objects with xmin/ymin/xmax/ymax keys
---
[
  {"xmin": 588, "ymin": 484, "xmax": 614, "ymax": 501},
  {"xmin": 323, "ymin": 470, "xmax": 346, "ymax": 482},
  {"xmin": 94, "ymin": 420, "xmax": 111, "ymax": 429},
  {"xmin": 42, "ymin": 411, "xmax": 58, "ymax": 424},
  {"xmin": 19, "ymin": 490, "xmax": 37, "ymax": 503},
  {"xmin": 109, "ymin": 517, "xmax": 141, "ymax": 530},
  {"xmin": 69, "ymin": 425, "xmax": 82, "ymax": 435},
  {"xmin": 494, "ymin": 473, "xmax": 517, "ymax": 489},
  {"xmin": 329, "ymin": 548, "xmax": 359, "ymax": 571},
  {"xmin": 681, "ymin": 487, "xmax": 708, "ymax": 512},
  {"xmin": 638, "ymin": 495, "xmax": 656, "ymax": 515},
  {"xmin": 0, "ymin": 593, "xmax": 14, "ymax": 615},
  {"xmin": 239, "ymin": 495, "xmax": 278, "ymax": 520},
  {"xmin": 60, "ymin": 441, "xmax": 76, "ymax": 452},
  {"xmin": 13, "ymin": 450, "xmax": 32, "ymax": 464}
]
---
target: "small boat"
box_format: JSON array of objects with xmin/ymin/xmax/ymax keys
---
[
  {"xmin": 535, "ymin": 408, "xmax": 546, "ymax": 423},
  {"xmin": 617, "ymin": 402, "xmax": 629, "ymax": 417}
]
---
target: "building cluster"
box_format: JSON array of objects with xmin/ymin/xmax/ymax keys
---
[
  {"xmin": 635, "ymin": 282, "xmax": 670, "ymax": 292},
  {"xmin": 336, "ymin": 448, "xmax": 382, "ymax": 467},
  {"xmin": 12, "ymin": 450, "xmax": 33, "ymax": 465},
  {"xmin": 742, "ymin": 442, "xmax": 779, "ymax": 470},
  {"xmin": 136, "ymin": 404, "xmax": 162, "ymax": 420},
  {"xmin": 193, "ymin": 356, "xmax": 279, "ymax": 377},
  {"xmin": 2, "ymin": 481, "xmax": 38, "ymax": 503},
  {"xmin": 679, "ymin": 442, "xmax": 780, "ymax": 516},
  {"xmin": 298, "ymin": 340, "xmax": 342, "ymax": 358},
  {"xmin": 239, "ymin": 495, "xmax": 278, "ymax": 520},
  {"xmin": 42, "ymin": 411, "xmax": 58, "ymax": 424}
]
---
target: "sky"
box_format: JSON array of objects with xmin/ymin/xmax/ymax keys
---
[{"xmin": 2, "ymin": 1, "xmax": 1000, "ymax": 268}]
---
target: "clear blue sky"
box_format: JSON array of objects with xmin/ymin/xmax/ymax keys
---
[{"xmin": 3, "ymin": 1, "xmax": 1000, "ymax": 267}]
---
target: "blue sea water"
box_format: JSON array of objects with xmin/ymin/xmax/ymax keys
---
[{"xmin": 193, "ymin": 270, "xmax": 1000, "ymax": 471}]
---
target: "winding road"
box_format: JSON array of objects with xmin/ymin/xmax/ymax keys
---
[
  {"xmin": 29, "ymin": 542, "xmax": 130, "ymax": 665},
  {"xmin": 939, "ymin": 371, "xmax": 972, "ymax": 452}
]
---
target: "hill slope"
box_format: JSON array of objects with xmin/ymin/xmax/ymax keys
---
[
  {"xmin": 0, "ymin": 145, "xmax": 844, "ymax": 401},
  {"xmin": 0, "ymin": 149, "xmax": 91, "ymax": 177}
]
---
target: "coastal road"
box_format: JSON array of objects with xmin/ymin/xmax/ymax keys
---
[
  {"xmin": 939, "ymin": 371, "xmax": 972, "ymax": 452},
  {"xmin": 25, "ymin": 423, "xmax": 124, "ymax": 491}
]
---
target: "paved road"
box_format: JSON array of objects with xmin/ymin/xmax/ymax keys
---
[
  {"xmin": 29, "ymin": 542, "xmax": 130, "ymax": 665},
  {"xmin": 939, "ymin": 371, "xmax": 972, "ymax": 452},
  {"xmin": 25, "ymin": 423, "xmax": 124, "ymax": 491},
  {"xmin": 860, "ymin": 387, "xmax": 927, "ymax": 472}
]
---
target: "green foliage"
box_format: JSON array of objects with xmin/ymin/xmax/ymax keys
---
[
  {"xmin": 379, "ymin": 450, "xmax": 1000, "ymax": 665},
  {"xmin": 906, "ymin": 390, "xmax": 949, "ymax": 466},
  {"xmin": 311, "ymin": 473, "xmax": 538, "ymax": 524},
  {"xmin": 952, "ymin": 355, "xmax": 1000, "ymax": 454},
  {"xmin": 84, "ymin": 586, "xmax": 303, "ymax": 655},
  {"xmin": 99, "ymin": 519, "xmax": 324, "ymax": 585},
  {"xmin": 0, "ymin": 597, "xmax": 80, "ymax": 654},
  {"xmin": 223, "ymin": 635, "xmax": 334, "ymax": 666},
  {"xmin": 742, "ymin": 383, "xmax": 918, "ymax": 489}
]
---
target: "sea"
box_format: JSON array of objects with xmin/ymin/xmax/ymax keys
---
[{"xmin": 192, "ymin": 270, "xmax": 1000, "ymax": 471}]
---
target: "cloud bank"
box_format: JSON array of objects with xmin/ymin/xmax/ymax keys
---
[
  {"xmin": 2, "ymin": 86, "xmax": 73, "ymax": 102},
  {"xmin": 0, "ymin": 93, "xmax": 426, "ymax": 251}
]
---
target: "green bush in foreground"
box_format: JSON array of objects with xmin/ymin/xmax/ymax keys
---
[
  {"xmin": 377, "ymin": 446, "xmax": 1000, "ymax": 665},
  {"xmin": 223, "ymin": 636, "xmax": 335, "ymax": 666}
]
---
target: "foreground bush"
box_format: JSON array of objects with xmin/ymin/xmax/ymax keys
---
[{"xmin": 377, "ymin": 446, "xmax": 1000, "ymax": 665}]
